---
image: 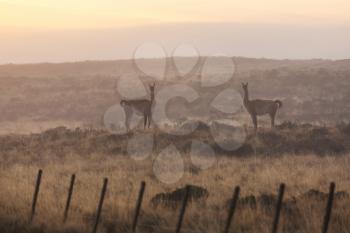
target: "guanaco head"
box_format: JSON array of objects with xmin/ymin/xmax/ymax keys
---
[
  {"xmin": 241, "ymin": 82, "xmax": 248, "ymax": 92},
  {"xmin": 149, "ymin": 83, "xmax": 155, "ymax": 93}
]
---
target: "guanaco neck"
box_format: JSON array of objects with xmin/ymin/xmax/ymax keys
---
[
  {"xmin": 243, "ymin": 88, "xmax": 250, "ymax": 106},
  {"xmin": 150, "ymin": 91, "xmax": 155, "ymax": 104}
]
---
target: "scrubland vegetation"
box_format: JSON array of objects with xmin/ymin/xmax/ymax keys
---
[
  {"xmin": 1, "ymin": 124, "xmax": 350, "ymax": 233},
  {"xmin": 1, "ymin": 58, "xmax": 350, "ymax": 232}
]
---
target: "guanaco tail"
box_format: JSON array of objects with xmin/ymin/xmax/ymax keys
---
[
  {"xmin": 120, "ymin": 83, "xmax": 155, "ymax": 131},
  {"xmin": 242, "ymin": 82, "xmax": 282, "ymax": 130}
]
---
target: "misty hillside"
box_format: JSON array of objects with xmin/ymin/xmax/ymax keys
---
[{"xmin": 0, "ymin": 57, "xmax": 350, "ymax": 134}]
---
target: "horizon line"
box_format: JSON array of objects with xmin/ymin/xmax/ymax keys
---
[{"xmin": 1, "ymin": 56, "xmax": 349, "ymax": 66}]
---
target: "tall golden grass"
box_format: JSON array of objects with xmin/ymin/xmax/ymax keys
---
[{"xmin": 1, "ymin": 149, "xmax": 350, "ymax": 233}]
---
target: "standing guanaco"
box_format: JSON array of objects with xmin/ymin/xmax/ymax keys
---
[
  {"xmin": 242, "ymin": 82, "xmax": 282, "ymax": 131},
  {"xmin": 120, "ymin": 83, "xmax": 155, "ymax": 131}
]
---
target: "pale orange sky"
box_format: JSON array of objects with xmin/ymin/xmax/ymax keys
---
[
  {"xmin": 1, "ymin": 0, "xmax": 350, "ymax": 63},
  {"xmin": 1, "ymin": 0, "xmax": 350, "ymax": 29}
]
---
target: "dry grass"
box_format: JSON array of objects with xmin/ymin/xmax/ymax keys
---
[
  {"xmin": 1, "ymin": 147, "xmax": 350, "ymax": 233},
  {"xmin": 1, "ymin": 123, "xmax": 350, "ymax": 232}
]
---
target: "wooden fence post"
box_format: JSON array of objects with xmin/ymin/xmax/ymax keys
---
[
  {"xmin": 224, "ymin": 186, "xmax": 240, "ymax": 233},
  {"xmin": 63, "ymin": 174, "xmax": 76, "ymax": 223},
  {"xmin": 30, "ymin": 169, "xmax": 43, "ymax": 223},
  {"xmin": 175, "ymin": 185, "xmax": 191, "ymax": 233},
  {"xmin": 322, "ymin": 182, "xmax": 335, "ymax": 233},
  {"xmin": 271, "ymin": 183, "xmax": 285, "ymax": 233},
  {"xmin": 92, "ymin": 178, "xmax": 108, "ymax": 233},
  {"xmin": 131, "ymin": 181, "xmax": 146, "ymax": 233}
]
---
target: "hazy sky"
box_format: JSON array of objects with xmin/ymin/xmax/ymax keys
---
[{"xmin": 1, "ymin": 0, "xmax": 350, "ymax": 63}]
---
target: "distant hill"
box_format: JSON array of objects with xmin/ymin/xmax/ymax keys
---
[{"xmin": 0, "ymin": 57, "xmax": 349, "ymax": 134}]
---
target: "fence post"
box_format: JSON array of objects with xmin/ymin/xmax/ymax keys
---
[
  {"xmin": 224, "ymin": 186, "xmax": 240, "ymax": 233},
  {"xmin": 271, "ymin": 183, "xmax": 285, "ymax": 233},
  {"xmin": 92, "ymin": 178, "xmax": 108, "ymax": 233},
  {"xmin": 175, "ymin": 185, "xmax": 191, "ymax": 233},
  {"xmin": 322, "ymin": 182, "xmax": 335, "ymax": 233},
  {"xmin": 132, "ymin": 181, "xmax": 146, "ymax": 233},
  {"xmin": 30, "ymin": 169, "xmax": 43, "ymax": 223},
  {"xmin": 63, "ymin": 174, "xmax": 76, "ymax": 223}
]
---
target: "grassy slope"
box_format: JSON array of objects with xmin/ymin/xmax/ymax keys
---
[
  {"xmin": 1, "ymin": 124, "xmax": 350, "ymax": 232},
  {"xmin": 1, "ymin": 123, "xmax": 349, "ymax": 162}
]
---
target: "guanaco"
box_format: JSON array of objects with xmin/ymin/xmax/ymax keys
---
[
  {"xmin": 120, "ymin": 83, "xmax": 155, "ymax": 131},
  {"xmin": 242, "ymin": 82, "xmax": 282, "ymax": 131}
]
